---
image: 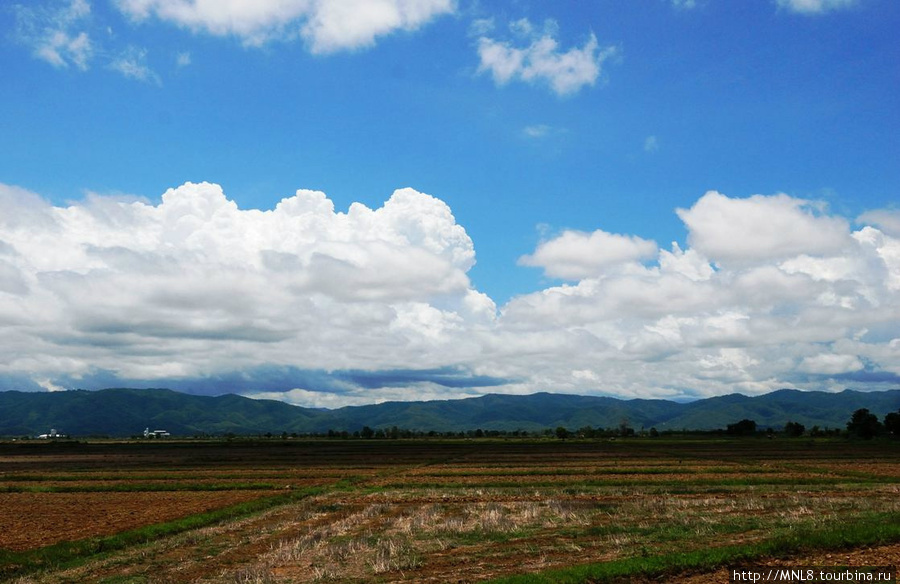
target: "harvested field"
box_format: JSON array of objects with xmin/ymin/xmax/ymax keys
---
[{"xmin": 1, "ymin": 438, "xmax": 899, "ymax": 583}]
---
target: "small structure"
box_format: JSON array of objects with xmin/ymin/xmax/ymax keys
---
[
  {"xmin": 143, "ymin": 428, "xmax": 171, "ymax": 438},
  {"xmin": 37, "ymin": 429, "xmax": 61, "ymax": 439}
]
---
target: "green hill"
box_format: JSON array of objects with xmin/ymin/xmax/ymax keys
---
[
  {"xmin": 1, "ymin": 387, "xmax": 898, "ymax": 437},
  {"xmin": 0, "ymin": 388, "xmax": 328, "ymax": 437}
]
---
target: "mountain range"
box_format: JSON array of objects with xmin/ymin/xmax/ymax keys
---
[{"xmin": 2, "ymin": 387, "xmax": 899, "ymax": 437}]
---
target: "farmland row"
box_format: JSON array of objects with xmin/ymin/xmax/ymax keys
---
[{"xmin": 1, "ymin": 438, "xmax": 898, "ymax": 583}]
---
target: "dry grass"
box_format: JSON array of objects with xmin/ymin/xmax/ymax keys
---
[{"xmin": 7, "ymin": 439, "xmax": 900, "ymax": 584}]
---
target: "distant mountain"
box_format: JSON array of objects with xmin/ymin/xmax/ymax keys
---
[
  {"xmin": 0, "ymin": 388, "xmax": 327, "ymax": 437},
  {"xmin": 1, "ymin": 387, "xmax": 898, "ymax": 437}
]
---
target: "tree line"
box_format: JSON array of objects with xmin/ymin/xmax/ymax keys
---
[
  {"xmin": 253, "ymin": 407, "xmax": 900, "ymax": 441},
  {"xmin": 725, "ymin": 407, "xmax": 900, "ymax": 439}
]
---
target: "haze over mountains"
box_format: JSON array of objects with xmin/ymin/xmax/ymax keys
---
[{"xmin": 1, "ymin": 388, "xmax": 899, "ymax": 437}]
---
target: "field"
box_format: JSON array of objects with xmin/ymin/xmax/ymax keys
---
[{"xmin": 1, "ymin": 438, "xmax": 899, "ymax": 583}]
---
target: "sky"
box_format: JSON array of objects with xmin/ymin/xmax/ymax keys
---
[{"xmin": 1, "ymin": 0, "xmax": 899, "ymax": 407}]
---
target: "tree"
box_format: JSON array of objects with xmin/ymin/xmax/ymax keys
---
[
  {"xmin": 847, "ymin": 408, "xmax": 882, "ymax": 439},
  {"xmin": 726, "ymin": 419, "xmax": 757, "ymax": 436},
  {"xmin": 555, "ymin": 426, "xmax": 570, "ymax": 440},
  {"xmin": 784, "ymin": 421, "xmax": 805, "ymax": 437},
  {"xmin": 360, "ymin": 426, "xmax": 374, "ymax": 439},
  {"xmin": 883, "ymin": 410, "xmax": 900, "ymax": 437}
]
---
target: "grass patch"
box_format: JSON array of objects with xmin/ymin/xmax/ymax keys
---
[
  {"xmin": 483, "ymin": 511, "xmax": 900, "ymax": 583},
  {"xmin": 0, "ymin": 486, "xmax": 325, "ymax": 580}
]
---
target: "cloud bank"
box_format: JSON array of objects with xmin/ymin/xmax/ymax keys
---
[{"xmin": 1, "ymin": 184, "xmax": 898, "ymax": 405}]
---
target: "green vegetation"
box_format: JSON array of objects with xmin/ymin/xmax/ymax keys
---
[
  {"xmin": 847, "ymin": 408, "xmax": 884, "ymax": 439},
  {"xmin": 485, "ymin": 511, "xmax": 900, "ymax": 584},
  {"xmin": 886, "ymin": 409, "xmax": 900, "ymax": 436},
  {"xmin": 726, "ymin": 418, "xmax": 757, "ymax": 436},
  {"xmin": 2, "ymin": 387, "xmax": 899, "ymax": 437},
  {"xmin": 784, "ymin": 420, "xmax": 805, "ymax": 437}
]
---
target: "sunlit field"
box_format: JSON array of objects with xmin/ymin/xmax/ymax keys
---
[{"xmin": 2, "ymin": 438, "xmax": 899, "ymax": 583}]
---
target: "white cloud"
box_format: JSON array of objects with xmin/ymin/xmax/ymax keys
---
[
  {"xmin": 468, "ymin": 17, "xmax": 494, "ymax": 36},
  {"xmin": 36, "ymin": 378, "xmax": 68, "ymax": 392},
  {"xmin": 175, "ymin": 51, "xmax": 191, "ymax": 67},
  {"xmin": 775, "ymin": 0, "xmax": 858, "ymax": 14},
  {"xmin": 3, "ymin": 185, "xmax": 898, "ymax": 404},
  {"xmin": 522, "ymin": 124, "xmax": 567, "ymax": 139},
  {"xmin": 246, "ymin": 384, "xmax": 481, "ymax": 408},
  {"xmin": 476, "ymin": 19, "xmax": 618, "ymax": 96},
  {"xmin": 114, "ymin": 0, "xmax": 455, "ymax": 51},
  {"xmin": 658, "ymin": 242, "xmax": 714, "ymax": 281},
  {"xmin": 523, "ymin": 124, "xmax": 552, "ymax": 138},
  {"xmin": 858, "ymin": 209, "xmax": 900, "ymax": 238},
  {"xmin": 644, "ymin": 135, "xmax": 659, "ymax": 152},
  {"xmin": 14, "ymin": 0, "xmax": 94, "ymax": 69},
  {"xmin": 500, "ymin": 191, "xmax": 899, "ymax": 399},
  {"xmin": 0, "ymin": 182, "xmax": 491, "ymax": 385},
  {"xmin": 519, "ymin": 229, "xmax": 658, "ymax": 280},
  {"xmin": 109, "ymin": 46, "xmax": 160, "ymax": 84},
  {"xmin": 676, "ymin": 191, "xmax": 852, "ymax": 265},
  {"xmin": 798, "ymin": 353, "xmax": 864, "ymax": 375}
]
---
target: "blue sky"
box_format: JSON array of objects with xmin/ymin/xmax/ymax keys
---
[{"xmin": 1, "ymin": 0, "xmax": 899, "ymax": 406}]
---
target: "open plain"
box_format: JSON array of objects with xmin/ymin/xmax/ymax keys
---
[{"xmin": 1, "ymin": 438, "xmax": 899, "ymax": 583}]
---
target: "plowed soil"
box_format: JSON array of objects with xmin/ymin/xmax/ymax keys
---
[{"xmin": 0, "ymin": 490, "xmax": 271, "ymax": 551}]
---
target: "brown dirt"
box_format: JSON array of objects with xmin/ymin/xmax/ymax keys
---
[
  {"xmin": 0, "ymin": 490, "xmax": 272, "ymax": 551},
  {"xmin": 0, "ymin": 478, "xmax": 329, "ymax": 490}
]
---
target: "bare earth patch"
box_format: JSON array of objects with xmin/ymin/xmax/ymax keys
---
[{"xmin": 0, "ymin": 491, "xmax": 272, "ymax": 551}]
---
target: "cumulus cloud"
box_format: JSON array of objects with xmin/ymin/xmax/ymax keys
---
[
  {"xmin": 3, "ymin": 184, "xmax": 898, "ymax": 405},
  {"xmin": 114, "ymin": 0, "xmax": 455, "ymax": 51},
  {"xmin": 775, "ymin": 0, "xmax": 858, "ymax": 14},
  {"xmin": 0, "ymin": 182, "xmax": 494, "ymax": 392},
  {"xmin": 14, "ymin": 0, "xmax": 93, "ymax": 69},
  {"xmin": 476, "ymin": 18, "xmax": 618, "ymax": 96},
  {"xmin": 500, "ymin": 192, "xmax": 900, "ymax": 399},
  {"xmin": 519, "ymin": 229, "xmax": 658, "ymax": 280},
  {"xmin": 676, "ymin": 191, "xmax": 852, "ymax": 265},
  {"xmin": 858, "ymin": 209, "xmax": 900, "ymax": 238}
]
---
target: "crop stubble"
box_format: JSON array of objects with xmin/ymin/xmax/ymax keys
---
[{"xmin": 1, "ymin": 439, "xmax": 898, "ymax": 583}]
